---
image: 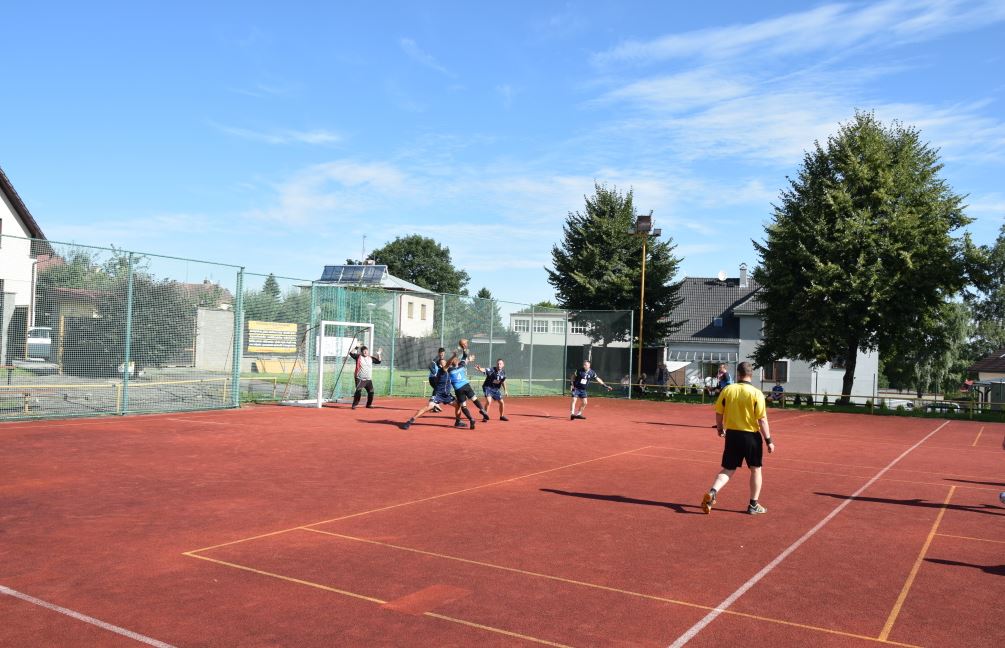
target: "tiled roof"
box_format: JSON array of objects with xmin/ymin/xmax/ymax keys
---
[
  {"xmin": 665, "ymin": 277, "xmax": 761, "ymax": 343},
  {"xmin": 969, "ymin": 348, "xmax": 1005, "ymax": 374},
  {"xmin": 732, "ymin": 289, "xmax": 765, "ymax": 314}
]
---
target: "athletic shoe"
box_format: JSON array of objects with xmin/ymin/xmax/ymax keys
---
[
  {"xmin": 351, "ymin": 405, "xmax": 358, "ymax": 410},
  {"xmin": 748, "ymin": 503, "xmax": 768, "ymax": 515},
  {"xmin": 454, "ymin": 420, "xmax": 467, "ymax": 429},
  {"xmin": 701, "ymin": 492, "xmax": 715, "ymax": 514},
  {"xmin": 482, "ymin": 413, "xmax": 490, "ymax": 422},
  {"xmin": 500, "ymin": 416, "xmax": 509, "ymax": 422},
  {"xmin": 570, "ymin": 414, "xmax": 576, "ymax": 420},
  {"xmin": 402, "ymin": 419, "xmax": 413, "ymax": 430},
  {"xmin": 366, "ymin": 404, "xmax": 374, "ymax": 409},
  {"xmin": 470, "ymin": 420, "xmax": 477, "ymax": 430},
  {"xmin": 575, "ymin": 414, "xmax": 587, "ymax": 420}
]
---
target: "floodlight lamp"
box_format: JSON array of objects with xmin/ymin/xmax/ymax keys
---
[
  {"xmin": 635, "ymin": 215, "xmax": 653, "ymax": 233},
  {"xmin": 653, "ymin": 228, "xmax": 662, "ymax": 237}
]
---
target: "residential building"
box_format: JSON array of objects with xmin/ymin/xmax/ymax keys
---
[
  {"xmin": 662, "ymin": 264, "xmax": 879, "ymax": 401},
  {"xmin": 0, "ymin": 166, "xmax": 48, "ymax": 365},
  {"xmin": 316, "ymin": 264, "xmax": 436, "ymax": 338}
]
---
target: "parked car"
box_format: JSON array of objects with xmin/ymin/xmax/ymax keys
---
[
  {"xmin": 884, "ymin": 398, "xmax": 915, "ymax": 410},
  {"xmin": 26, "ymin": 326, "xmax": 52, "ymax": 361},
  {"xmin": 924, "ymin": 401, "xmax": 961, "ymax": 413}
]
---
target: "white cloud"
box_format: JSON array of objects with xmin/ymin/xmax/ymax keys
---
[
  {"xmin": 497, "ymin": 84, "xmax": 515, "ymax": 109},
  {"xmin": 399, "ymin": 38, "xmax": 454, "ymax": 77},
  {"xmin": 214, "ymin": 123, "xmax": 342, "ymax": 145},
  {"xmin": 594, "ymin": 0, "xmax": 1005, "ymax": 66},
  {"xmin": 248, "ymin": 161, "xmax": 410, "ymax": 224},
  {"xmin": 589, "ymin": 2, "xmax": 1005, "ymax": 166}
]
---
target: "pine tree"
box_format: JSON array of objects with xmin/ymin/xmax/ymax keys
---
[{"xmin": 548, "ymin": 183, "xmax": 683, "ymax": 346}]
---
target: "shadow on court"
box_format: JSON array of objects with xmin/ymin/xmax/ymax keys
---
[
  {"xmin": 540, "ymin": 488, "xmax": 709, "ymax": 514},
  {"xmin": 815, "ymin": 493, "xmax": 1005, "ymax": 516},
  {"xmin": 945, "ymin": 478, "xmax": 1005, "ymax": 487},
  {"xmin": 634, "ymin": 421, "xmax": 717, "ymax": 430},
  {"xmin": 925, "ymin": 558, "xmax": 1005, "ymax": 576}
]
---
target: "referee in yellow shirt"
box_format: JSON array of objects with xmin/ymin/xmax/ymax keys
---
[{"xmin": 701, "ymin": 361, "xmax": 774, "ymax": 515}]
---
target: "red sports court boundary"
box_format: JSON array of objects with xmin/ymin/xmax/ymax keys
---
[{"xmin": 2, "ymin": 398, "xmax": 1002, "ymax": 646}]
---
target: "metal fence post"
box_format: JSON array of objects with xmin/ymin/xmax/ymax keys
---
[
  {"xmin": 230, "ymin": 268, "xmax": 244, "ymax": 407},
  {"xmin": 488, "ymin": 300, "xmax": 494, "ymax": 372},
  {"xmin": 388, "ymin": 295, "xmax": 397, "ymax": 396},
  {"xmin": 528, "ymin": 306, "xmax": 535, "ymax": 396},
  {"xmin": 439, "ymin": 296, "xmax": 446, "ymax": 352},
  {"xmin": 120, "ymin": 253, "xmax": 135, "ymax": 414},
  {"xmin": 562, "ymin": 309, "xmax": 569, "ymax": 396},
  {"xmin": 627, "ymin": 310, "xmax": 634, "ymax": 399}
]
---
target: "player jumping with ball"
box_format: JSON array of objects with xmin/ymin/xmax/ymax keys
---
[
  {"xmin": 570, "ymin": 360, "xmax": 612, "ymax": 420},
  {"xmin": 449, "ymin": 339, "xmax": 490, "ymax": 429}
]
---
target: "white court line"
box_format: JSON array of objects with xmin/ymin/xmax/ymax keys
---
[
  {"xmin": 667, "ymin": 419, "xmax": 951, "ymax": 648},
  {"xmin": 0, "ymin": 585, "xmax": 175, "ymax": 647}
]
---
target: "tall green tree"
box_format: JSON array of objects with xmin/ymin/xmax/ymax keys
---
[
  {"xmin": 753, "ymin": 112, "xmax": 971, "ymax": 403},
  {"xmin": 547, "ymin": 183, "xmax": 683, "ymax": 346},
  {"xmin": 882, "ymin": 300, "xmax": 972, "ymax": 396},
  {"xmin": 970, "ymin": 223, "xmax": 1005, "ymax": 355},
  {"xmin": 369, "ymin": 235, "xmax": 470, "ymax": 294}
]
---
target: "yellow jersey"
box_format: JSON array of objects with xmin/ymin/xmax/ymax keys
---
[{"xmin": 714, "ymin": 382, "xmax": 766, "ymax": 432}]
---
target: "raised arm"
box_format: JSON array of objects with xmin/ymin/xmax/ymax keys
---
[{"xmin": 372, "ymin": 348, "xmax": 383, "ymax": 364}]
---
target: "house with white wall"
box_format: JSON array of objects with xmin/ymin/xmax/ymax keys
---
[
  {"xmin": 316, "ymin": 264, "xmax": 436, "ymax": 338},
  {"xmin": 0, "ymin": 166, "xmax": 48, "ymax": 365},
  {"xmin": 663, "ymin": 264, "xmax": 879, "ymax": 402}
]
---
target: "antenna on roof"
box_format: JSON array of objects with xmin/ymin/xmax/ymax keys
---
[{"xmin": 717, "ymin": 270, "xmax": 726, "ymax": 282}]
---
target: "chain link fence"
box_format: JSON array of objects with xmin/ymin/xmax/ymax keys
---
[{"xmin": 1, "ymin": 234, "xmax": 634, "ymax": 419}]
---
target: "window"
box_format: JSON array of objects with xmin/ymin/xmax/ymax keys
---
[
  {"xmin": 513, "ymin": 318, "xmax": 530, "ymax": 333},
  {"xmin": 420, "ymin": 303, "xmax": 427, "ymax": 320},
  {"xmin": 407, "ymin": 301, "xmax": 414, "ymax": 319},
  {"xmin": 763, "ymin": 361, "xmax": 789, "ymax": 382},
  {"xmin": 551, "ymin": 320, "xmax": 565, "ymax": 334},
  {"xmin": 713, "ymin": 317, "xmax": 723, "ymax": 328},
  {"xmin": 533, "ymin": 319, "xmax": 549, "ymax": 333},
  {"xmin": 570, "ymin": 321, "xmax": 587, "ymax": 334},
  {"xmin": 829, "ymin": 356, "xmax": 845, "ymax": 369}
]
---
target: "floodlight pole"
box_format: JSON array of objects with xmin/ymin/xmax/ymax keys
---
[
  {"xmin": 631, "ymin": 215, "xmax": 660, "ymax": 384},
  {"xmin": 638, "ymin": 236, "xmax": 647, "ymax": 380}
]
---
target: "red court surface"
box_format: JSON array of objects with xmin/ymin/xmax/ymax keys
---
[{"xmin": 1, "ymin": 398, "xmax": 1003, "ymax": 647}]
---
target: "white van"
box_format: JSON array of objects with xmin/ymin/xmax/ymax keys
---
[{"xmin": 26, "ymin": 326, "xmax": 52, "ymax": 361}]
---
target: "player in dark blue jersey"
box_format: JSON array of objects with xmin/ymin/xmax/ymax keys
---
[
  {"xmin": 474, "ymin": 358, "xmax": 509, "ymax": 421},
  {"xmin": 402, "ymin": 358, "xmax": 454, "ymax": 430},
  {"xmin": 427, "ymin": 347, "xmax": 447, "ymax": 412},
  {"xmin": 448, "ymin": 341, "xmax": 490, "ymax": 429},
  {"xmin": 570, "ymin": 360, "xmax": 612, "ymax": 420}
]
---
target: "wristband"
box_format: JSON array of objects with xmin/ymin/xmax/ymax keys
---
[{"xmin": 765, "ymin": 437, "xmax": 773, "ymax": 444}]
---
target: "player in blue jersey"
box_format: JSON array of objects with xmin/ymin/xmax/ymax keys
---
[
  {"xmin": 570, "ymin": 360, "xmax": 612, "ymax": 420},
  {"xmin": 402, "ymin": 357, "xmax": 454, "ymax": 430},
  {"xmin": 475, "ymin": 358, "xmax": 509, "ymax": 421},
  {"xmin": 449, "ymin": 339, "xmax": 490, "ymax": 429}
]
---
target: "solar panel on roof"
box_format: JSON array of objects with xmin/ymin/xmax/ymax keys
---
[{"xmin": 317, "ymin": 264, "xmax": 389, "ymax": 284}]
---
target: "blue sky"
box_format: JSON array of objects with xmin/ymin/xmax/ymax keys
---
[{"xmin": 2, "ymin": 0, "xmax": 1004, "ymax": 304}]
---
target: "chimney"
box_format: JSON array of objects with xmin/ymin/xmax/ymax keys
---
[{"xmin": 739, "ymin": 263, "xmax": 748, "ymax": 288}]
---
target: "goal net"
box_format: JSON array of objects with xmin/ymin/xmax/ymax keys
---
[{"xmin": 282, "ymin": 320, "xmax": 373, "ymax": 408}]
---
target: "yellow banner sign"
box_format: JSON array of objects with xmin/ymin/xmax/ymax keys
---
[{"xmin": 246, "ymin": 321, "xmax": 298, "ymax": 354}]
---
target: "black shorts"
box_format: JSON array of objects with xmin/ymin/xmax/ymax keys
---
[
  {"xmin": 455, "ymin": 384, "xmax": 476, "ymax": 404},
  {"xmin": 355, "ymin": 378, "xmax": 374, "ymax": 393},
  {"xmin": 721, "ymin": 430, "xmax": 763, "ymax": 470}
]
